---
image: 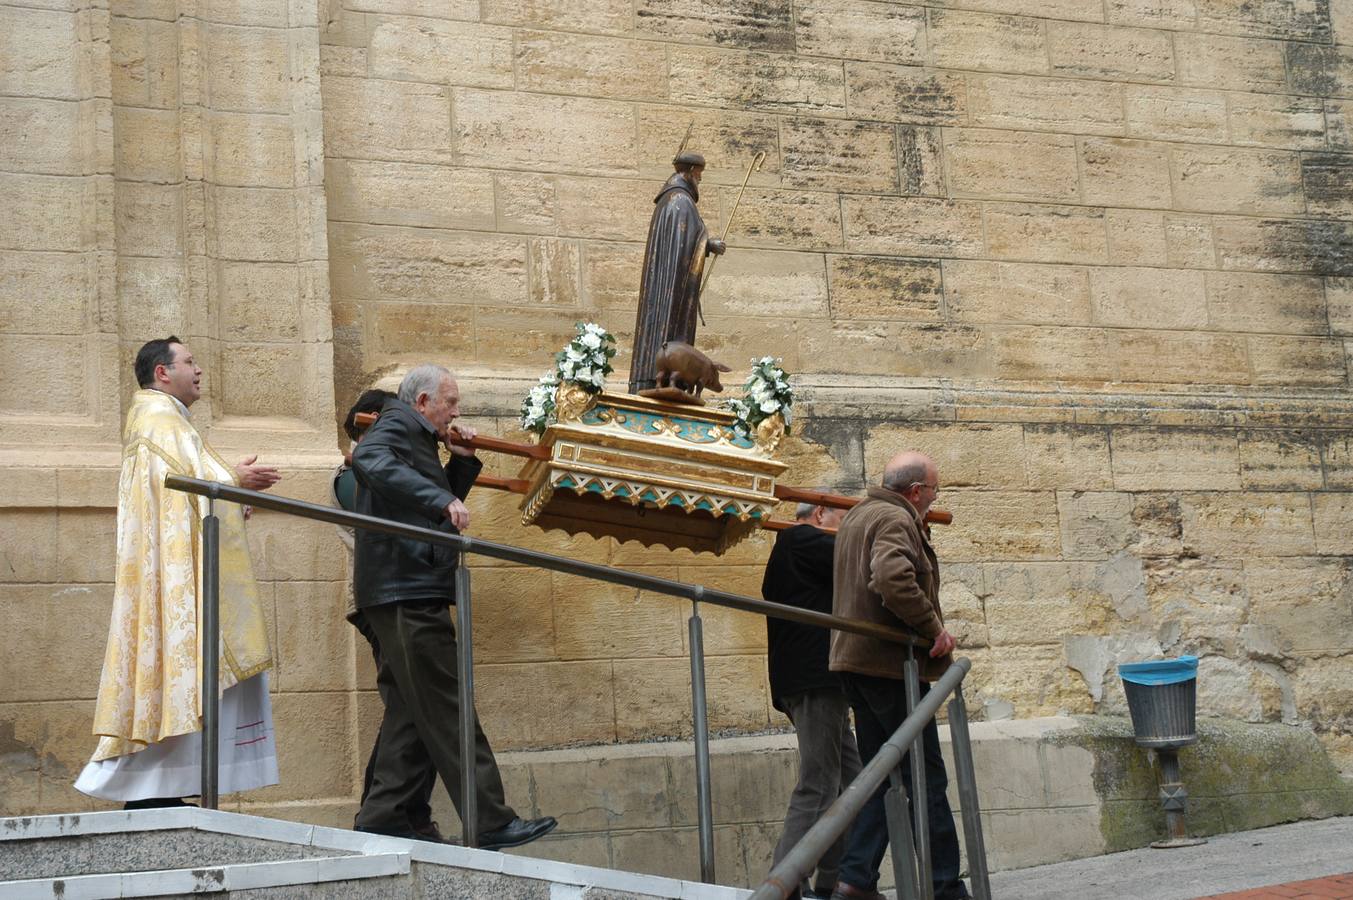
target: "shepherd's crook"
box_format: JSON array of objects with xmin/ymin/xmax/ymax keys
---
[{"xmin": 697, "ymin": 151, "xmax": 766, "ymax": 318}]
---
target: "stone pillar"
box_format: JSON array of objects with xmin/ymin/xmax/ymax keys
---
[
  {"xmin": 109, "ymin": 0, "xmax": 335, "ymax": 449},
  {"xmin": 0, "ymin": 0, "xmax": 344, "ymax": 816},
  {"xmin": 0, "ymin": 1, "xmax": 118, "ymax": 449}
]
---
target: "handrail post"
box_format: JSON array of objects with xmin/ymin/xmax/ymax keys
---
[
  {"xmin": 456, "ymin": 556, "xmax": 478, "ymax": 848},
  {"xmin": 200, "ymin": 497, "xmax": 220, "ymax": 810},
  {"xmin": 905, "ymin": 649, "xmax": 933, "ymax": 900},
  {"xmin": 689, "ymin": 600, "xmax": 716, "ymax": 883},
  {"xmin": 886, "ymin": 770, "xmax": 921, "ymax": 900},
  {"xmin": 948, "ymin": 684, "xmax": 991, "ymax": 900}
]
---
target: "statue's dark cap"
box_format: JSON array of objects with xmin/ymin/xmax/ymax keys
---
[{"xmin": 673, "ymin": 151, "xmax": 706, "ymax": 168}]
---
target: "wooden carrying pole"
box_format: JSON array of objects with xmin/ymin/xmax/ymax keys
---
[{"xmin": 351, "ymin": 414, "xmax": 952, "ymax": 528}]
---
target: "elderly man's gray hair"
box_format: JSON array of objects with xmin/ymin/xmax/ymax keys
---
[
  {"xmin": 398, "ymin": 364, "xmax": 454, "ymax": 405},
  {"xmin": 795, "ymin": 487, "xmax": 843, "ymax": 520},
  {"xmin": 882, "ymin": 458, "xmax": 929, "ymax": 492}
]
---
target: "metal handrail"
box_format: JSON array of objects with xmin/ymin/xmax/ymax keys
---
[
  {"xmin": 166, "ymin": 475, "xmax": 929, "ymax": 649},
  {"xmin": 167, "ymin": 474, "xmax": 987, "ymax": 891}
]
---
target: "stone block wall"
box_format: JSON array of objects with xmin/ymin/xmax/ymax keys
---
[
  {"xmin": 2, "ymin": 0, "xmax": 1352, "ymax": 830},
  {"xmin": 315, "ymin": 0, "xmax": 1353, "ymax": 774}
]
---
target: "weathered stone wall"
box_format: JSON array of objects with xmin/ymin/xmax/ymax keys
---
[
  {"xmin": 315, "ymin": 0, "xmax": 1353, "ymax": 777},
  {"xmin": 2, "ymin": 0, "xmax": 1352, "ymax": 832}
]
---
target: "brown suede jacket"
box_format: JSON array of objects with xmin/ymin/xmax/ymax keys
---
[{"xmin": 828, "ymin": 485, "xmax": 952, "ymax": 682}]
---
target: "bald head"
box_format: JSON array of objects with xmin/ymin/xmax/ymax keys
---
[
  {"xmin": 883, "ymin": 451, "xmax": 933, "ymax": 490},
  {"xmin": 882, "ymin": 451, "xmax": 938, "ymax": 514}
]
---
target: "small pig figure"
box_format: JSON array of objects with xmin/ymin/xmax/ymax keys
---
[{"xmin": 654, "ymin": 341, "xmax": 732, "ymax": 398}]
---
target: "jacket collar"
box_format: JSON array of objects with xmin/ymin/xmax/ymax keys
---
[
  {"xmin": 865, "ymin": 485, "xmax": 922, "ymax": 523},
  {"xmin": 381, "ymin": 395, "xmax": 438, "ymax": 436}
]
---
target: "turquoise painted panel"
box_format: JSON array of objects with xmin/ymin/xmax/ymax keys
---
[{"xmin": 581, "ymin": 403, "xmax": 756, "ymax": 450}]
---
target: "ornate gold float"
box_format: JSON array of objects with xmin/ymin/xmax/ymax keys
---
[{"xmin": 516, "ymin": 385, "xmax": 788, "ymax": 554}]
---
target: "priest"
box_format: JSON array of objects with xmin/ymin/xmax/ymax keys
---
[
  {"xmin": 76, "ymin": 337, "xmax": 283, "ymax": 808},
  {"xmin": 627, "ymin": 150, "xmax": 726, "ymax": 393}
]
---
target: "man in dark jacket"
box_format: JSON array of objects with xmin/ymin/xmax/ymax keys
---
[
  {"xmin": 334, "ymin": 389, "xmax": 440, "ymax": 842},
  {"xmin": 351, "ymin": 364, "xmax": 555, "ymax": 850},
  {"xmin": 828, "ymin": 451, "xmax": 968, "ymax": 900},
  {"xmin": 765, "ymin": 501, "xmax": 862, "ymax": 900}
]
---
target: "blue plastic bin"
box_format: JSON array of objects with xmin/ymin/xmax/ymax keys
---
[{"xmin": 1118, "ymin": 656, "xmax": 1198, "ymax": 749}]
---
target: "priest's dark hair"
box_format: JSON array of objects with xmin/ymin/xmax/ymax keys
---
[
  {"xmin": 134, "ymin": 336, "xmax": 183, "ymax": 388},
  {"xmin": 343, "ymin": 388, "xmax": 395, "ymax": 443}
]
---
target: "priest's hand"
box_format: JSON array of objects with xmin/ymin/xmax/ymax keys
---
[
  {"xmin": 235, "ymin": 455, "xmax": 282, "ymax": 491},
  {"xmin": 708, "ymin": 238, "xmax": 727, "ymax": 255},
  {"xmin": 444, "ymin": 424, "xmax": 477, "ymax": 458},
  {"xmin": 445, "ymin": 497, "xmax": 470, "ymax": 531}
]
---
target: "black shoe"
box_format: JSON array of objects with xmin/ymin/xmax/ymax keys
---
[
  {"xmin": 354, "ymin": 824, "xmax": 421, "ymax": 841},
  {"xmin": 478, "ymin": 815, "xmax": 558, "ymax": 851},
  {"xmin": 936, "ymin": 882, "xmax": 972, "ymax": 900},
  {"xmin": 124, "ymin": 797, "xmax": 195, "ymax": 810}
]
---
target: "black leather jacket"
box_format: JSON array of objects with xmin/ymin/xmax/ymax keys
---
[{"xmin": 351, "ymin": 396, "xmax": 482, "ymax": 608}]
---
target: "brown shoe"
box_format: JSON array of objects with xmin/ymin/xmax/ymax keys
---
[
  {"xmin": 411, "ymin": 819, "xmax": 453, "ymax": 844},
  {"xmin": 829, "ymin": 884, "xmax": 886, "ymax": 900}
]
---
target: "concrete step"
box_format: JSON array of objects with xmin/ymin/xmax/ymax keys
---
[
  {"xmin": 0, "ymin": 822, "xmax": 350, "ymax": 880},
  {"xmin": 0, "ymin": 808, "xmax": 751, "ymax": 899},
  {"xmin": 2, "ymin": 853, "xmax": 409, "ymax": 899}
]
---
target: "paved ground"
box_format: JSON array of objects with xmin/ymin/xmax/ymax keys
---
[
  {"xmin": 985, "ymin": 817, "xmax": 1353, "ymax": 900},
  {"xmin": 1203, "ymin": 871, "xmax": 1353, "ymax": 899}
]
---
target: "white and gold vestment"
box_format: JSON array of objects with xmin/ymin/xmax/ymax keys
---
[{"xmin": 76, "ymin": 389, "xmax": 278, "ymax": 801}]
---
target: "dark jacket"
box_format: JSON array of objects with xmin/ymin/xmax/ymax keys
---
[
  {"xmin": 829, "ymin": 486, "xmax": 951, "ymax": 682},
  {"xmin": 763, "ymin": 524, "xmax": 841, "ymax": 711},
  {"xmin": 351, "ymin": 396, "xmax": 481, "ymax": 608}
]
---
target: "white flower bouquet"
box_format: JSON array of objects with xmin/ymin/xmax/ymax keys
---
[
  {"xmin": 520, "ymin": 322, "xmax": 617, "ymax": 435},
  {"xmin": 725, "ymin": 356, "xmax": 794, "ymax": 439}
]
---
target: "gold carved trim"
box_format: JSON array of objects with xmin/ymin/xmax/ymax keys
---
[
  {"xmin": 554, "ymin": 382, "xmax": 595, "ymax": 423},
  {"xmin": 548, "ymin": 469, "xmax": 775, "ymax": 523},
  {"xmin": 549, "ymin": 460, "xmax": 775, "ymax": 506},
  {"xmin": 573, "ymin": 446, "xmax": 761, "ymax": 491},
  {"xmin": 754, "ymin": 414, "xmax": 786, "ymax": 456},
  {"xmin": 545, "ymin": 424, "xmax": 788, "ymax": 477},
  {"xmin": 595, "ymin": 390, "xmax": 740, "ymax": 425}
]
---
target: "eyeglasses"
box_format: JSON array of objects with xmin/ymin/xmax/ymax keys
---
[{"xmin": 906, "ymin": 481, "xmax": 940, "ymax": 495}]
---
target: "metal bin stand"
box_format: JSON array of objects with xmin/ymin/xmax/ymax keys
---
[{"xmin": 1118, "ymin": 656, "xmax": 1207, "ymax": 849}]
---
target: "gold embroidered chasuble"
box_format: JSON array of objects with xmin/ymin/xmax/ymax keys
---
[{"xmin": 90, "ymin": 389, "xmax": 273, "ymax": 762}]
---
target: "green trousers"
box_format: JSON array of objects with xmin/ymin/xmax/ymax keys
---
[{"xmin": 354, "ymin": 601, "xmax": 515, "ymax": 835}]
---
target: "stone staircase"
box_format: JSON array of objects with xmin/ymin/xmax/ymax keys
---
[{"xmin": 0, "ymin": 808, "xmax": 750, "ymax": 899}]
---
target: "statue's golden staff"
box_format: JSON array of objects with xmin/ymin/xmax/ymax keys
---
[{"xmin": 696, "ymin": 150, "xmax": 766, "ymax": 323}]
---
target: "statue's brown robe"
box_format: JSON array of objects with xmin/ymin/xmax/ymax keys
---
[{"xmin": 628, "ymin": 174, "xmax": 711, "ymax": 393}]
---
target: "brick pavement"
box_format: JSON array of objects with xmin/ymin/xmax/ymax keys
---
[{"xmin": 1202, "ymin": 872, "xmax": 1353, "ymax": 899}]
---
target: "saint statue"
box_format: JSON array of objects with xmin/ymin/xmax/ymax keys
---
[{"xmin": 627, "ymin": 151, "xmax": 726, "ymax": 394}]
